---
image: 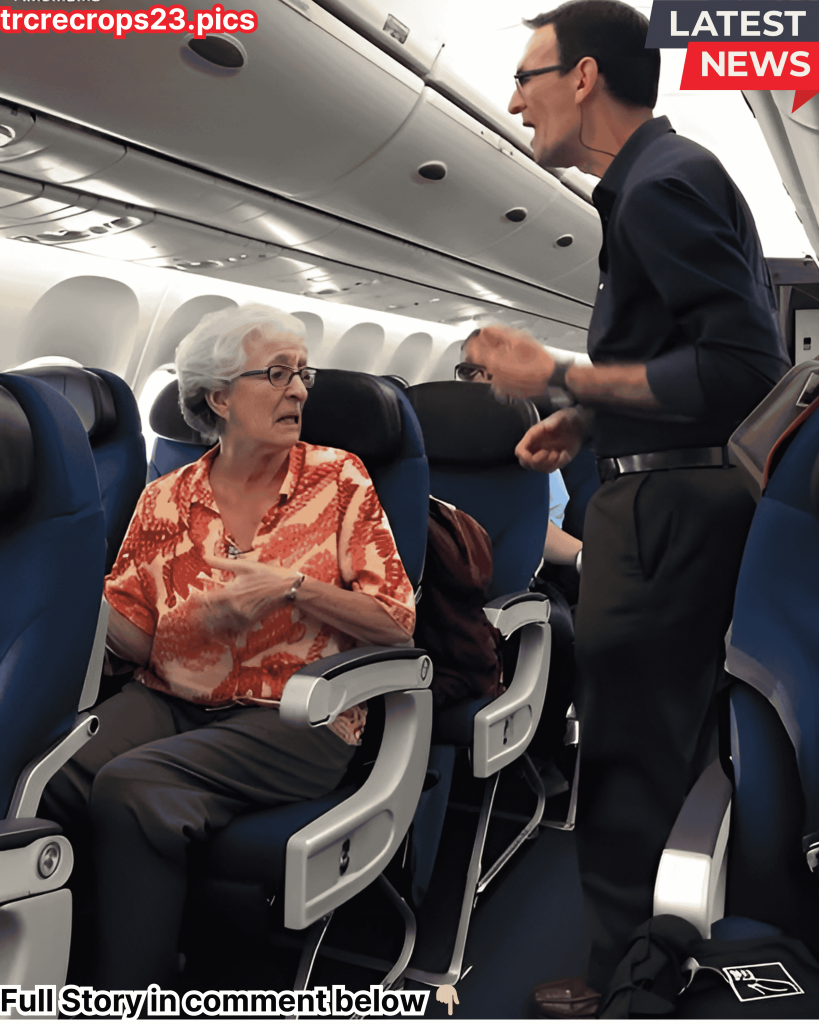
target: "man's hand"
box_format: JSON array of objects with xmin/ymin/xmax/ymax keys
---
[
  {"xmin": 515, "ymin": 407, "xmax": 588, "ymax": 473},
  {"xmin": 466, "ymin": 326, "xmax": 555, "ymax": 400},
  {"xmin": 195, "ymin": 557, "xmax": 301, "ymax": 633}
]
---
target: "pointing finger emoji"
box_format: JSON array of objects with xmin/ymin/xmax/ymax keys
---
[{"xmin": 436, "ymin": 985, "xmax": 459, "ymax": 1015}]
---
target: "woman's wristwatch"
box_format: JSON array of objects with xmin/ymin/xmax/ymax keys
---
[{"xmin": 285, "ymin": 572, "xmax": 305, "ymax": 602}]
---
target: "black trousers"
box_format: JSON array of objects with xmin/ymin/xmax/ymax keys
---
[
  {"xmin": 573, "ymin": 466, "xmax": 756, "ymax": 992},
  {"xmin": 40, "ymin": 680, "xmax": 354, "ymax": 990}
]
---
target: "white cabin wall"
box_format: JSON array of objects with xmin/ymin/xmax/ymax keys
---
[{"xmin": 0, "ymin": 237, "xmax": 467, "ymax": 400}]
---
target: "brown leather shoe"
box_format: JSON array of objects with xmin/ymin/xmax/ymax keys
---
[{"xmin": 528, "ymin": 976, "xmax": 600, "ymax": 1018}]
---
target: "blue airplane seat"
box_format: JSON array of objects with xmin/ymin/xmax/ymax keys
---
[
  {"xmin": 12, "ymin": 365, "xmax": 146, "ymax": 573},
  {"xmin": 654, "ymin": 400, "xmax": 819, "ymax": 957},
  {"xmin": 0, "ymin": 373, "xmax": 106, "ymax": 989},
  {"xmin": 406, "ymin": 381, "xmax": 549, "ymax": 600},
  {"xmin": 147, "ymin": 368, "xmax": 432, "ymax": 988},
  {"xmin": 402, "ymin": 380, "xmax": 553, "ymax": 985}
]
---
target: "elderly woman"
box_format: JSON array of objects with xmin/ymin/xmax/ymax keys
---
[{"xmin": 41, "ymin": 303, "xmax": 415, "ymax": 990}]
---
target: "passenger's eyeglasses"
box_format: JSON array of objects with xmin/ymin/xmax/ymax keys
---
[
  {"xmin": 232, "ymin": 365, "xmax": 318, "ymax": 389},
  {"xmin": 513, "ymin": 63, "xmax": 566, "ymax": 88},
  {"xmin": 454, "ymin": 361, "xmax": 492, "ymax": 383}
]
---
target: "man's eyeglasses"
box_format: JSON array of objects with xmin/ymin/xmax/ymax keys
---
[
  {"xmin": 232, "ymin": 365, "xmax": 318, "ymax": 389},
  {"xmin": 513, "ymin": 63, "xmax": 566, "ymax": 89},
  {"xmin": 454, "ymin": 362, "xmax": 492, "ymax": 383}
]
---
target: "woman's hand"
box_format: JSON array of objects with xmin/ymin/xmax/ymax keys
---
[
  {"xmin": 516, "ymin": 407, "xmax": 589, "ymax": 473},
  {"xmin": 196, "ymin": 556, "xmax": 301, "ymax": 633}
]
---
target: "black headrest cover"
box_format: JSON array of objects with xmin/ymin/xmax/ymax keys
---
[
  {"xmin": 408, "ymin": 381, "xmax": 539, "ymax": 466},
  {"xmin": 0, "ymin": 384, "xmax": 33, "ymax": 517},
  {"xmin": 13, "ymin": 366, "xmax": 116, "ymax": 440},
  {"xmin": 150, "ymin": 379, "xmax": 207, "ymax": 444},
  {"xmin": 149, "ymin": 370, "xmax": 404, "ymax": 465},
  {"xmin": 302, "ymin": 370, "xmax": 403, "ymax": 465}
]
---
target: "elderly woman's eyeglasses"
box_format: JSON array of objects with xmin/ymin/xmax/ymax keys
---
[
  {"xmin": 233, "ymin": 366, "xmax": 318, "ymax": 389},
  {"xmin": 454, "ymin": 362, "xmax": 492, "ymax": 383},
  {"xmin": 513, "ymin": 63, "xmax": 565, "ymax": 88}
]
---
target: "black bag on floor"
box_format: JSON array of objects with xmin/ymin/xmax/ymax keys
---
[{"xmin": 600, "ymin": 914, "xmax": 819, "ymax": 1018}]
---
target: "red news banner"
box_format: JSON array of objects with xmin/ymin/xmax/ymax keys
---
[{"xmin": 646, "ymin": 2, "xmax": 819, "ymax": 111}]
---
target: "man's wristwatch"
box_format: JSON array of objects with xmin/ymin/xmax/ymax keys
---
[
  {"xmin": 575, "ymin": 549, "xmax": 583, "ymax": 575},
  {"xmin": 285, "ymin": 572, "xmax": 305, "ymax": 602},
  {"xmin": 549, "ymin": 363, "xmax": 570, "ymax": 391}
]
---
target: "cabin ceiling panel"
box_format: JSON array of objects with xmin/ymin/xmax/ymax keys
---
[
  {"xmin": 0, "ymin": 0, "xmax": 422, "ymax": 199},
  {"xmin": 292, "ymin": 220, "xmax": 593, "ymax": 327}
]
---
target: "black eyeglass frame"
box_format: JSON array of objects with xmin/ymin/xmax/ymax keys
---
[
  {"xmin": 513, "ymin": 63, "xmax": 567, "ymax": 88},
  {"xmin": 454, "ymin": 361, "xmax": 492, "ymax": 383},
  {"xmin": 231, "ymin": 365, "xmax": 318, "ymax": 389}
]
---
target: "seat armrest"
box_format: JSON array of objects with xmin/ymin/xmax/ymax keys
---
[
  {"xmin": 8, "ymin": 713, "xmax": 100, "ymax": 819},
  {"xmin": 472, "ymin": 602, "xmax": 552, "ymax": 778},
  {"xmin": 653, "ymin": 758, "xmax": 732, "ymax": 938},
  {"xmin": 0, "ymin": 818, "xmax": 62, "ymax": 851},
  {"xmin": 279, "ymin": 646, "xmax": 432, "ymax": 727},
  {"xmin": 484, "ymin": 591, "xmax": 550, "ymax": 637},
  {"xmin": 284, "ymin": 688, "xmax": 432, "ymax": 929}
]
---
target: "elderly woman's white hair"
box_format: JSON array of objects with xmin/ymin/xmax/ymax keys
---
[{"xmin": 175, "ymin": 303, "xmax": 306, "ymax": 443}]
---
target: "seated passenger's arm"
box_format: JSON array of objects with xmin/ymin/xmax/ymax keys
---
[
  {"xmin": 295, "ymin": 576, "xmax": 412, "ymax": 645},
  {"xmin": 106, "ymin": 606, "xmax": 153, "ymax": 666},
  {"xmin": 542, "ymin": 521, "xmax": 582, "ymax": 566},
  {"xmin": 203, "ymin": 557, "xmax": 413, "ymax": 646}
]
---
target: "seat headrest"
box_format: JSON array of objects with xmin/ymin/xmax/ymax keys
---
[
  {"xmin": 407, "ymin": 381, "xmax": 539, "ymax": 466},
  {"xmin": 0, "ymin": 384, "xmax": 34, "ymax": 517},
  {"xmin": 150, "ymin": 370, "xmax": 405, "ymax": 465},
  {"xmin": 150, "ymin": 379, "xmax": 207, "ymax": 444},
  {"xmin": 12, "ymin": 366, "xmax": 116, "ymax": 440},
  {"xmin": 302, "ymin": 370, "xmax": 403, "ymax": 464}
]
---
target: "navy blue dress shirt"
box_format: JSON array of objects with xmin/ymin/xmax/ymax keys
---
[{"xmin": 587, "ymin": 116, "xmax": 789, "ymax": 458}]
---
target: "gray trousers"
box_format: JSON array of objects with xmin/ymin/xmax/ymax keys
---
[{"xmin": 40, "ymin": 680, "xmax": 354, "ymax": 990}]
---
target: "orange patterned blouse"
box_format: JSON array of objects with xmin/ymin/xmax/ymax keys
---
[{"xmin": 105, "ymin": 442, "xmax": 416, "ymax": 744}]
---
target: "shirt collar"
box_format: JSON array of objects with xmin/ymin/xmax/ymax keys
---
[
  {"xmin": 592, "ymin": 115, "xmax": 675, "ymax": 214},
  {"xmin": 193, "ymin": 441, "xmax": 306, "ymax": 509}
]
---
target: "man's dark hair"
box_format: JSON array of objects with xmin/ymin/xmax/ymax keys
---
[{"xmin": 525, "ymin": 0, "xmax": 660, "ymax": 109}]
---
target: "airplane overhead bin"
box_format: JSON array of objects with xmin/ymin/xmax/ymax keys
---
[
  {"xmin": 0, "ymin": 0, "xmax": 599, "ymax": 318},
  {"xmin": 0, "ymin": 0, "xmax": 423, "ymax": 198}
]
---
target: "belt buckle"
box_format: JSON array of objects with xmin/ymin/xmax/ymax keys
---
[{"xmin": 597, "ymin": 457, "xmax": 621, "ymax": 484}]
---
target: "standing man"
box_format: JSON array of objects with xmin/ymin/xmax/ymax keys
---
[{"xmin": 464, "ymin": 0, "xmax": 789, "ymax": 1000}]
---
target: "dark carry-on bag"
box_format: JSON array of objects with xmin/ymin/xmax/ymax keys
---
[{"xmin": 600, "ymin": 914, "xmax": 819, "ymax": 1018}]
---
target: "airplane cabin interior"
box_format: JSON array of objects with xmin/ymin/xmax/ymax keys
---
[{"xmin": 2, "ymin": 0, "xmax": 819, "ymax": 1019}]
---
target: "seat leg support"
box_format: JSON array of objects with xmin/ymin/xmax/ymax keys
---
[
  {"xmin": 293, "ymin": 912, "xmax": 334, "ymax": 993},
  {"xmin": 543, "ymin": 718, "xmax": 580, "ymax": 832},
  {"xmin": 477, "ymin": 754, "xmax": 546, "ymax": 894},
  {"xmin": 405, "ymin": 773, "xmax": 500, "ymax": 987}
]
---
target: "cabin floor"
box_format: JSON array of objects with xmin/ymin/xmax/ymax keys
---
[{"xmin": 180, "ymin": 782, "xmax": 588, "ymax": 1021}]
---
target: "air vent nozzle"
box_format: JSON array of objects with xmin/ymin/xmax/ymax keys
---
[
  {"xmin": 505, "ymin": 207, "xmax": 528, "ymax": 223},
  {"xmin": 417, "ymin": 161, "xmax": 447, "ymax": 181},
  {"xmin": 188, "ymin": 36, "xmax": 245, "ymax": 67}
]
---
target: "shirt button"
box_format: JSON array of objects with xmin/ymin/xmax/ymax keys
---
[{"xmin": 599, "ymin": 283, "xmax": 605, "ymax": 291}]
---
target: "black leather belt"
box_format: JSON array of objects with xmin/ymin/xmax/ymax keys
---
[{"xmin": 596, "ymin": 446, "xmax": 732, "ymax": 483}]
